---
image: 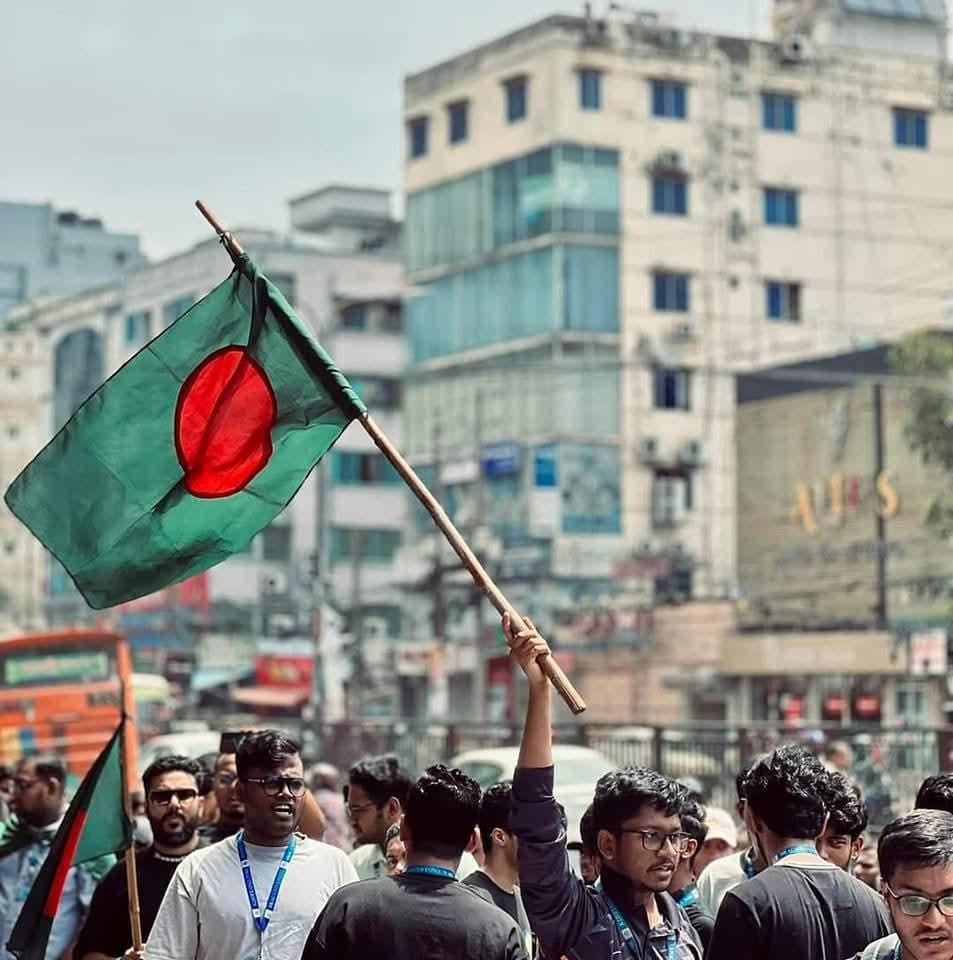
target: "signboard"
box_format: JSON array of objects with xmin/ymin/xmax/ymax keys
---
[
  {"xmin": 911, "ymin": 629, "xmax": 948, "ymax": 676},
  {"xmin": 481, "ymin": 443, "xmax": 521, "ymax": 478},
  {"xmin": 255, "ymin": 639, "xmax": 313, "ymax": 689},
  {"xmin": 4, "ymin": 650, "xmax": 110, "ymax": 687}
]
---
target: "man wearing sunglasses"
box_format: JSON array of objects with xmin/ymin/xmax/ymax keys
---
[
  {"xmin": 75, "ymin": 756, "xmax": 205, "ymax": 960},
  {"xmin": 505, "ymin": 613, "xmax": 702, "ymax": 959},
  {"xmin": 850, "ymin": 809, "xmax": 953, "ymax": 960},
  {"xmin": 144, "ymin": 730, "xmax": 356, "ymax": 960}
]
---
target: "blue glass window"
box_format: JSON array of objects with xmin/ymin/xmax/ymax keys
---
[
  {"xmin": 894, "ymin": 107, "xmax": 928, "ymax": 149},
  {"xmin": 331, "ymin": 452, "xmax": 399, "ymax": 485},
  {"xmin": 652, "ymin": 174, "xmax": 688, "ymax": 216},
  {"xmin": 448, "ymin": 100, "xmax": 469, "ymax": 144},
  {"xmin": 651, "ymin": 80, "xmax": 687, "ymax": 119},
  {"xmin": 579, "ymin": 69, "xmax": 602, "ymax": 110},
  {"xmin": 409, "ymin": 117, "xmax": 428, "ymax": 158},
  {"xmin": 505, "ymin": 76, "xmax": 527, "ymax": 122},
  {"xmin": 653, "ymin": 368, "xmax": 691, "ymax": 410},
  {"xmin": 763, "ymin": 187, "xmax": 799, "ymax": 227},
  {"xmin": 653, "ymin": 271, "xmax": 690, "ymax": 312},
  {"xmin": 762, "ymin": 92, "xmax": 797, "ymax": 132},
  {"xmin": 123, "ymin": 312, "xmax": 150, "ymax": 345},
  {"xmin": 766, "ymin": 281, "xmax": 801, "ymax": 322}
]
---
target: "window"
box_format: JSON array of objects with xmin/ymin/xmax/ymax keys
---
[
  {"xmin": 261, "ymin": 524, "xmax": 292, "ymax": 562},
  {"xmin": 766, "ymin": 281, "xmax": 802, "ymax": 322},
  {"xmin": 123, "ymin": 312, "xmax": 151, "ymax": 345},
  {"xmin": 504, "ymin": 76, "xmax": 527, "ymax": 123},
  {"xmin": 763, "ymin": 187, "xmax": 799, "ymax": 227},
  {"xmin": 340, "ymin": 304, "xmax": 367, "ymax": 330},
  {"xmin": 653, "ymin": 271, "xmax": 690, "ymax": 312},
  {"xmin": 762, "ymin": 92, "xmax": 797, "ymax": 132},
  {"xmin": 579, "ymin": 69, "xmax": 602, "ymax": 110},
  {"xmin": 7, "ymin": 368, "xmax": 18, "ymax": 380},
  {"xmin": 329, "ymin": 527, "xmax": 402, "ymax": 565},
  {"xmin": 348, "ymin": 376, "xmax": 402, "ymax": 409},
  {"xmin": 894, "ymin": 107, "xmax": 928, "ymax": 149},
  {"xmin": 381, "ymin": 302, "xmax": 403, "ymax": 333},
  {"xmin": 651, "ymin": 79, "xmax": 687, "ymax": 119},
  {"xmin": 162, "ymin": 294, "xmax": 195, "ymax": 328},
  {"xmin": 652, "ymin": 470, "xmax": 692, "ymax": 529},
  {"xmin": 652, "ymin": 174, "xmax": 688, "ymax": 216},
  {"xmin": 331, "ymin": 452, "xmax": 399, "ymax": 485},
  {"xmin": 408, "ymin": 116, "xmax": 428, "ymax": 158},
  {"xmin": 448, "ymin": 100, "xmax": 469, "ymax": 144},
  {"xmin": 653, "ymin": 368, "xmax": 691, "ymax": 410}
]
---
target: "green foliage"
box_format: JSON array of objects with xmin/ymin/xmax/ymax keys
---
[{"xmin": 890, "ymin": 333, "xmax": 953, "ymax": 537}]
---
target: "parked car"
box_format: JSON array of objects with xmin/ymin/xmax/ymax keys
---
[{"xmin": 449, "ymin": 744, "xmax": 613, "ymax": 843}]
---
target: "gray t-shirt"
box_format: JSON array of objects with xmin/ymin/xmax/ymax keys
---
[{"xmin": 144, "ymin": 834, "xmax": 357, "ymax": 960}]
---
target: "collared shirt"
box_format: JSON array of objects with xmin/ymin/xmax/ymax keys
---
[{"xmin": 0, "ymin": 818, "xmax": 112, "ymax": 960}]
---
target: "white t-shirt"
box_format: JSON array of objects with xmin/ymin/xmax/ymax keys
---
[
  {"xmin": 144, "ymin": 834, "xmax": 357, "ymax": 960},
  {"xmin": 697, "ymin": 848, "xmax": 749, "ymax": 918},
  {"xmin": 348, "ymin": 843, "xmax": 480, "ymax": 881}
]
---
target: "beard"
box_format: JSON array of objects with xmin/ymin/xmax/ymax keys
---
[{"xmin": 151, "ymin": 811, "xmax": 198, "ymax": 848}]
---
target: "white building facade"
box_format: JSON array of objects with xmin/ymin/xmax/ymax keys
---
[{"xmin": 401, "ymin": 0, "xmax": 952, "ymax": 718}]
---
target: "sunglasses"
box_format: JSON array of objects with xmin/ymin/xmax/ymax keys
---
[{"xmin": 149, "ymin": 788, "xmax": 199, "ymax": 806}]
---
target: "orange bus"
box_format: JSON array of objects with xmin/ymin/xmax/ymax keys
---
[{"xmin": 0, "ymin": 630, "xmax": 138, "ymax": 789}]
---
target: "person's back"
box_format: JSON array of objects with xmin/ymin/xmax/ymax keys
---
[
  {"xmin": 707, "ymin": 747, "xmax": 888, "ymax": 960},
  {"xmin": 710, "ymin": 856, "xmax": 887, "ymax": 959},
  {"xmin": 304, "ymin": 870, "xmax": 525, "ymax": 959}
]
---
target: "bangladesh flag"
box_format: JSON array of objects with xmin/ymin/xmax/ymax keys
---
[
  {"xmin": 5, "ymin": 254, "xmax": 365, "ymax": 608},
  {"xmin": 7, "ymin": 723, "xmax": 130, "ymax": 960}
]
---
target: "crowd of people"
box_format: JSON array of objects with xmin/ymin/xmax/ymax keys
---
[{"xmin": 0, "ymin": 612, "xmax": 951, "ymax": 958}]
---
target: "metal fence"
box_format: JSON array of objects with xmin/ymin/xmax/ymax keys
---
[{"xmin": 309, "ymin": 721, "xmax": 950, "ymax": 825}]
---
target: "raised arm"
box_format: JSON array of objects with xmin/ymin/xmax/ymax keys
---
[{"xmin": 504, "ymin": 613, "xmax": 553, "ymax": 770}]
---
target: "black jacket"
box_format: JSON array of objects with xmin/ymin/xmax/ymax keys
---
[{"xmin": 511, "ymin": 765, "xmax": 703, "ymax": 960}]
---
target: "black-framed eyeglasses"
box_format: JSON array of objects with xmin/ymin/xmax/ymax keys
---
[
  {"xmin": 243, "ymin": 776, "xmax": 307, "ymax": 798},
  {"xmin": 618, "ymin": 828, "xmax": 691, "ymax": 853},
  {"xmin": 885, "ymin": 883, "xmax": 953, "ymax": 918},
  {"xmin": 149, "ymin": 788, "xmax": 199, "ymax": 806}
]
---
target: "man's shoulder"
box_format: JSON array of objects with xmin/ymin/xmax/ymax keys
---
[
  {"xmin": 348, "ymin": 843, "xmax": 380, "ymax": 865},
  {"xmin": 701, "ymin": 853, "xmax": 746, "ymax": 885},
  {"xmin": 847, "ymin": 933, "xmax": 900, "ymax": 960},
  {"xmin": 295, "ymin": 837, "xmax": 354, "ymax": 869}
]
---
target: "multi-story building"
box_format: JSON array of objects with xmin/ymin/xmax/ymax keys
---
[
  {"xmin": 0, "ymin": 187, "xmax": 405, "ymax": 717},
  {"xmin": 0, "ymin": 202, "xmax": 144, "ymax": 319},
  {"xmin": 401, "ymin": 0, "xmax": 951, "ymax": 720}
]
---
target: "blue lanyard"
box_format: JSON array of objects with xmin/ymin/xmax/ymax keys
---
[
  {"xmin": 597, "ymin": 880, "xmax": 677, "ymax": 960},
  {"xmin": 403, "ymin": 864, "xmax": 456, "ymax": 880},
  {"xmin": 741, "ymin": 849, "xmax": 757, "ymax": 879},
  {"xmin": 236, "ymin": 830, "xmax": 297, "ymax": 934},
  {"xmin": 771, "ymin": 844, "xmax": 817, "ymax": 865},
  {"xmin": 676, "ymin": 887, "xmax": 699, "ymax": 908}
]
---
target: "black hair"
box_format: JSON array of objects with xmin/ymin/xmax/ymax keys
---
[
  {"xmin": 818, "ymin": 771, "xmax": 868, "ymax": 841},
  {"xmin": 592, "ymin": 767, "xmax": 686, "ymax": 834},
  {"xmin": 236, "ymin": 730, "xmax": 300, "ymax": 779},
  {"xmin": 736, "ymin": 757, "xmax": 758, "ymax": 801},
  {"xmin": 142, "ymin": 755, "xmax": 204, "ymax": 796},
  {"xmin": 0, "ymin": 764, "xmax": 13, "ymax": 780},
  {"xmin": 347, "ymin": 754, "xmax": 413, "ymax": 809},
  {"xmin": 744, "ymin": 745, "xmax": 826, "ymax": 839},
  {"xmin": 580, "ymin": 804, "xmax": 597, "ymax": 854},
  {"xmin": 403, "ymin": 764, "xmax": 481, "ymax": 859},
  {"xmin": 21, "ymin": 754, "xmax": 67, "ymax": 787},
  {"xmin": 916, "ymin": 774, "xmax": 953, "ymax": 815},
  {"xmin": 680, "ymin": 797, "xmax": 709, "ymax": 865},
  {"xmin": 879, "ymin": 809, "xmax": 953, "ymax": 883},
  {"xmin": 479, "ymin": 781, "xmax": 513, "ymax": 854}
]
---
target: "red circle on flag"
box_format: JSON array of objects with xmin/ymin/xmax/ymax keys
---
[{"xmin": 174, "ymin": 346, "xmax": 277, "ymax": 497}]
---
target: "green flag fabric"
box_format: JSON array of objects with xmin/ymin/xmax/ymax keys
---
[
  {"xmin": 6, "ymin": 723, "xmax": 130, "ymax": 960},
  {"xmin": 5, "ymin": 254, "xmax": 366, "ymax": 608}
]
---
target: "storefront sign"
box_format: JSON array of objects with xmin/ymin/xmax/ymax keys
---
[{"xmin": 793, "ymin": 470, "xmax": 899, "ymax": 534}]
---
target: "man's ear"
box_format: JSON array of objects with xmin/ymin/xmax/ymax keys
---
[
  {"xmin": 683, "ymin": 838, "xmax": 699, "ymax": 862},
  {"xmin": 597, "ymin": 828, "xmax": 616, "ymax": 863},
  {"xmin": 385, "ymin": 797, "xmax": 401, "ymax": 822},
  {"xmin": 45, "ymin": 777, "xmax": 62, "ymax": 801},
  {"xmin": 850, "ymin": 836, "xmax": 864, "ymax": 861}
]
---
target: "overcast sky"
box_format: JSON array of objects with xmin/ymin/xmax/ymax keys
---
[{"xmin": 2, "ymin": 1, "xmax": 768, "ymax": 258}]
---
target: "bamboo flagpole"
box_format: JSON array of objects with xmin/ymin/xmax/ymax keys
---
[
  {"xmin": 118, "ymin": 687, "xmax": 144, "ymax": 955},
  {"xmin": 194, "ymin": 201, "xmax": 586, "ymax": 714}
]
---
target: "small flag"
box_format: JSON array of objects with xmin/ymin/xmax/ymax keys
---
[
  {"xmin": 5, "ymin": 254, "xmax": 365, "ymax": 608},
  {"xmin": 7, "ymin": 723, "xmax": 131, "ymax": 960}
]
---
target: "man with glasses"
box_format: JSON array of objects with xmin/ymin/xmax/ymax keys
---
[
  {"xmin": 707, "ymin": 745, "xmax": 889, "ymax": 960},
  {"xmin": 505, "ymin": 613, "xmax": 702, "ymax": 959},
  {"xmin": 75, "ymin": 756, "xmax": 205, "ymax": 960},
  {"xmin": 851, "ymin": 808, "xmax": 953, "ymax": 960},
  {"xmin": 0, "ymin": 755, "xmax": 113, "ymax": 960},
  {"xmin": 144, "ymin": 731, "xmax": 356, "ymax": 960}
]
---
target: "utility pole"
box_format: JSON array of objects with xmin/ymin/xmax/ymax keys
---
[
  {"xmin": 471, "ymin": 389, "xmax": 486, "ymax": 722},
  {"xmin": 873, "ymin": 383, "xmax": 888, "ymax": 630},
  {"xmin": 348, "ymin": 528, "xmax": 364, "ymax": 718}
]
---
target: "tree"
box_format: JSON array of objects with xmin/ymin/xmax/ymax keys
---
[{"xmin": 891, "ymin": 332, "xmax": 953, "ymax": 537}]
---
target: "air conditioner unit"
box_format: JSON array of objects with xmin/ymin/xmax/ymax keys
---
[
  {"xmin": 780, "ymin": 33, "xmax": 811, "ymax": 63},
  {"xmin": 678, "ymin": 440, "xmax": 705, "ymax": 466},
  {"xmin": 656, "ymin": 150, "xmax": 684, "ymax": 171},
  {"xmin": 637, "ymin": 436, "xmax": 661, "ymax": 464},
  {"xmin": 670, "ymin": 321, "xmax": 697, "ymax": 343}
]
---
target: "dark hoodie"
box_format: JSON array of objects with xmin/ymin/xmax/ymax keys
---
[{"xmin": 511, "ymin": 766, "xmax": 702, "ymax": 960}]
